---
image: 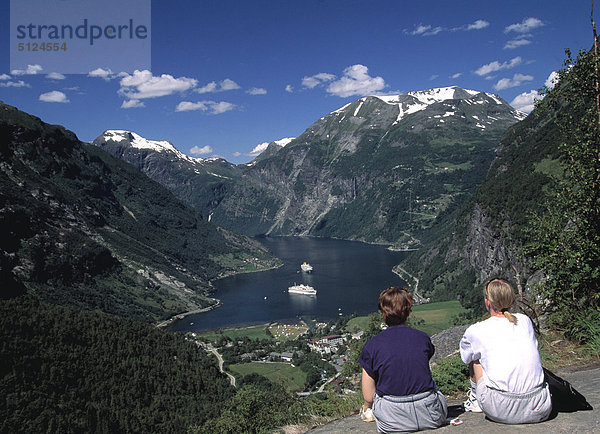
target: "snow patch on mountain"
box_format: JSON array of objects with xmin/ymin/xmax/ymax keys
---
[
  {"xmin": 272, "ymin": 137, "xmax": 295, "ymax": 147},
  {"xmin": 100, "ymin": 130, "xmax": 205, "ymax": 165}
]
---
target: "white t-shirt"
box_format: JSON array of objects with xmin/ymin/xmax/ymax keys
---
[{"xmin": 460, "ymin": 313, "xmax": 545, "ymax": 393}]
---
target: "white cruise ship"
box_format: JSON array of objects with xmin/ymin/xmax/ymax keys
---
[
  {"xmin": 301, "ymin": 262, "xmax": 313, "ymax": 273},
  {"xmin": 288, "ymin": 284, "xmax": 317, "ymax": 295}
]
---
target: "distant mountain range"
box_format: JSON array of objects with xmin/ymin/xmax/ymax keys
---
[
  {"xmin": 95, "ymin": 86, "xmax": 525, "ymax": 248},
  {"xmin": 0, "ymin": 102, "xmax": 278, "ymax": 322}
]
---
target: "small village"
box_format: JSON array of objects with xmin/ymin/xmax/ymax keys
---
[{"xmin": 188, "ymin": 318, "xmax": 371, "ymax": 393}]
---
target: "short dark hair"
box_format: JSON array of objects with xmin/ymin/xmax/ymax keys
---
[{"xmin": 378, "ymin": 287, "xmax": 413, "ymax": 326}]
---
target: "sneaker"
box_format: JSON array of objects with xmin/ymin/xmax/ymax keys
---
[
  {"xmin": 463, "ymin": 389, "xmax": 482, "ymax": 413},
  {"xmin": 360, "ymin": 407, "xmax": 375, "ymax": 422}
]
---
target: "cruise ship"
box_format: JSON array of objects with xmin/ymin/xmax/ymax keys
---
[
  {"xmin": 301, "ymin": 262, "xmax": 313, "ymax": 273},
  {"xmin": 288, "ymin": 284, "xmax": 317, "ymax": 295}
]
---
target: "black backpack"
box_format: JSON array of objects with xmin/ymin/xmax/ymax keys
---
[{"xmin": 543, "ymin": 367, "xmax": 593, "ymax": 413}]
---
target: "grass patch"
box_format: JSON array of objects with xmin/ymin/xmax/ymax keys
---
[
  {"xmin": 344, "ymin": 301, "xmax": 466, "ymax": 337},
  {"xmin": 199, "ymin": 324, "xmax": 272, "ymax": 341},
  {"xmin": 345, "ymin": 316, "xmax": 370, "ymax": 333},
  {"xmin": 411, "ymin": 300, "xmax": 465, "ymax": 335},
  {"xmin": 538, "ymin": 329, "xmax": 599, "ymax": 371},
  {"xmin": 229, "ymin": 362, "xmax": 307, "ymax": 392}
]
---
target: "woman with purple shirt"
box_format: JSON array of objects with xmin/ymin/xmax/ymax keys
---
[{"xmin": 358, "ymin": 287, "xmax": 447, "ymax": 433}]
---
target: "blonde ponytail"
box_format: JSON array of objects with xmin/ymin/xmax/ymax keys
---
[
  {"xmin": 501, "ymin": 308, "xmax": 518, "ymax": 324},
  {"xmin": 485, "ymin": 279, "xmax": 518, "ymax": 325}
]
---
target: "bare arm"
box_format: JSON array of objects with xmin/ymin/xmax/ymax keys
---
[{"xmin": 361, "ymin": 368, "xmax": 376, "ymax": 410}]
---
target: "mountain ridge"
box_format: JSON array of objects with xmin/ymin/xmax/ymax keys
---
[
  {"xmin": 209, "ymin": 86, "xmax": 525, "ymax": 245},
  {"xmin": 91, "ymin": 86, "xmax": 525, "ymax": 249},
  {"xmin": 0, "ymin": 101, "xmax": 277, "ymax": 322}
]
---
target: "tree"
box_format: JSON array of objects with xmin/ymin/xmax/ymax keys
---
[{"xmin": 526, "ymin": 42, "xmax": 600, "ymax": 337}]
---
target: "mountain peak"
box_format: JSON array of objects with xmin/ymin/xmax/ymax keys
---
[
  {"xmin": 95, "ymin": 130, "xmax": 207, "ymax": 165},
  {"xmin": 328, "ymin": 86, "xmax": 524, "ymax": 126},
  {"xmin": 101, "ymin": 130, "xmax": 178, "ymax": 153}
]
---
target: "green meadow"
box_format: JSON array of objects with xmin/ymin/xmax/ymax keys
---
[
  {"xmin": 198, "ymin": 324, "xmax": 272, "ymax": 341},
  {"xmin": 229, "ymin": 362, "xmax": 307, "ymax": 392},
  {"xmin": 410, "ymin": 300, "xmax": 465, "ymax": 335},
  {"xmin": 345, "ymin": 300, "xmax": 465, "ymax": 337}
]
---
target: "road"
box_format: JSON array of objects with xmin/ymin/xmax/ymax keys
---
[{"xmin": 200, "ymin": 342, "xmax": 236, "ymax": 387}]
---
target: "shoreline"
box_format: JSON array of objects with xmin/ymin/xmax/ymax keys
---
[
  {"xmin": 156, "ymin": 299, "xmax": 222, "ymax": 329},
  {"xmin": 156, "ymin": 261, "xmax": 283, "ymax": 329},
  {"xmin": 158, "ymin": 235, "xmax": 418, "ymax": 331}
]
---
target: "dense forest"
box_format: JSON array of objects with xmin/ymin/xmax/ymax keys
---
[{"xmin": 0, "ymin": 296, "xmax": 234, "ymax": 433}]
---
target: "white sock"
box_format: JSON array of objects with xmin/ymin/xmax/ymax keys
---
[{"xmin": 470, "ymin": 380, "xmax": 478, "ymax": 400}]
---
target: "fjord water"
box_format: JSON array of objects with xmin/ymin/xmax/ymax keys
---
[{"xmin": 169, "ymin": 237, "xmax": 409, "ymax": 333}]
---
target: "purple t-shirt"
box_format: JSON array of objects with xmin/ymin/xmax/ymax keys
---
[{"xmin": 358, "ymin": 324, "xmax": 436, "ymax": 397}]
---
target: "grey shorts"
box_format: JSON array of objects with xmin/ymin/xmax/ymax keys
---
[
  {"xmin": 373, "ymin": 389, "xmax": 448, "ymax": 433},
  {"xmin": 476, "ymin": 381, "xmax": 552, "ymax": 424}
]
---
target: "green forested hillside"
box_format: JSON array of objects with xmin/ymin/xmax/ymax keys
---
[
  {"xmin": 0, "ymin": 101, "xmax": 278, "ymax": 322},
  {"xmin": 401, "ymin": 46, "xmax": 599, "ymax": 323},
  {"xmin": 0, "ymin": 296, "xmax": 234, "ymax": 433}
]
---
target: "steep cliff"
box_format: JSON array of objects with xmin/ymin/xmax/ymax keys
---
[
  {"xmin": 401, "ymin": 93, "xmax": 562, "ymax": 310},
  {"xmin": 211, "ymin": 87, "xmax": 525, "ymax": 246}
]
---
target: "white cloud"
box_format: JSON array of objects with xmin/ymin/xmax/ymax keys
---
[
  {"xmin": 409, "ymin": 24, "xmax": 443, "ymax": 36},
  {"xmin": 176, "ymin": 101, "xmax": 209, "ymax": 112},
  {"xmin": 11, "ymin": 64, "xmax": 43, "ymax": 75},
  {"xmin": 220, "ymin": 78, "xmax": 240, "ymax": 91},
  {"xmin": 175, "ymin": 100, "xmax": 236, "ymax": 114},
  {"xmin": 475, "ymin": 56, "xmax": 522, "ymax": 76},
  {"xmin": 410, "ymin": 19, "xmax": 488, "ymax": 36},
  {"xmin": 0, "ymin": 80, "xmax": 30, "ymax": 88},
  {"xmin": 0, "ymin": 74, "xmax": 10, "ymax": 80},
  {"xmin": 39, "ymin": 90, "xmax": 69, "ymax": 103},
  {"xmin": 121, "ymin": 99, "xmax": 145, "ymax": 109},
  {"xmin": 302, "ymin": 72, "xmax": 336, "ymax": 89},
  {"xmin": 493, "ymin": 73, "xmax": 534, "ymax": 90},
  {"xmin": 119, "ymin": 70, "xmax": 197, "ymax": 99},
  {"xmin": 451, "ymin": 72, "xmax": 463, "ymax": 79},
  {"xmin": 285, "ymin": 84, "xmax": 294, "ymax": 93},
  {"xmin": 505, "ymin": 17, "xmax": 544, "ymax": 34},
  {"xmin": 89, "ymin": 68, "xmax": 114, "ymax": 81},
  {"xmin": 466, "ymin": 19, "xmax": 489, "ymax": 30},
  {"xmin": 545, "ymin": 71, "xmax": 559, "ymax": 90},
  {"xmin": 247, "ymin": 87, "xmax": 267, "ymax": 95},
  {"xmin": 232, "ymin": 151, "xmax": 242, "ymax": 157},
  {"xmin": 327, "ymin": 64, "xmax": 386, "ymax": 97},
  {"xmin": 210, "ymin": 101, "xmax": 236, "ymax": 114},
  {"xmin": 429, "ymin": 74, "xmax": 439, "ymax": 80},
  {"xmin": 190, "ymin": 145, "xmax": 213, "ymax": 155},
  {"xmin": 196, "ymin": 81, "xmax": 218, "ymax": 93},
  {"xmin": 504, "ymin": 38, "xmax": 532, "ymax": 50},
  {"xmin": 195, "ymin": 78, "xmax": 240, "ymax": 94},
  {"xmin": 510, "ymin": 90, "xmax": 541, "ymax": 113},
  {"xmin": 47, "ymin": 72, "xmax": 66, "ymax": 80}
]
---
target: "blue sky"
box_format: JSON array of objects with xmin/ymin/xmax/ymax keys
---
[{"xmin": 0, "ymin": 0, "xmax": 595, "ymax": 163}]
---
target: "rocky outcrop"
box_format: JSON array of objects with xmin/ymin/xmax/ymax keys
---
[{"xmin": 430, "ymin": 325, "xmax": 470, "ymax": 364}]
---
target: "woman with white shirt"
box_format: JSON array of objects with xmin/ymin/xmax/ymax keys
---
[{"xmin": 459, "ymin": 278, "xmax": 552, "ymax": 424}]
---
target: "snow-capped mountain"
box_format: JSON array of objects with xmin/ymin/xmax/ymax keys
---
[
  {"xmin": 97, "ymin": 130, "xmax": 207, "ymax": 165},
  {"xmin": 93, "ymin": 130, "xmax": 241, "ymax": 217},
  {"xmin": 209, "ymin": 86, "xmax": 527, "ymax": 245},
  {"xmin": 249, "ymin": 137, "xmax": 296, "ymax": 164},
  {"xmin": 93, "ymin": 86, "xmax": 528, "ymax": 246}
]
